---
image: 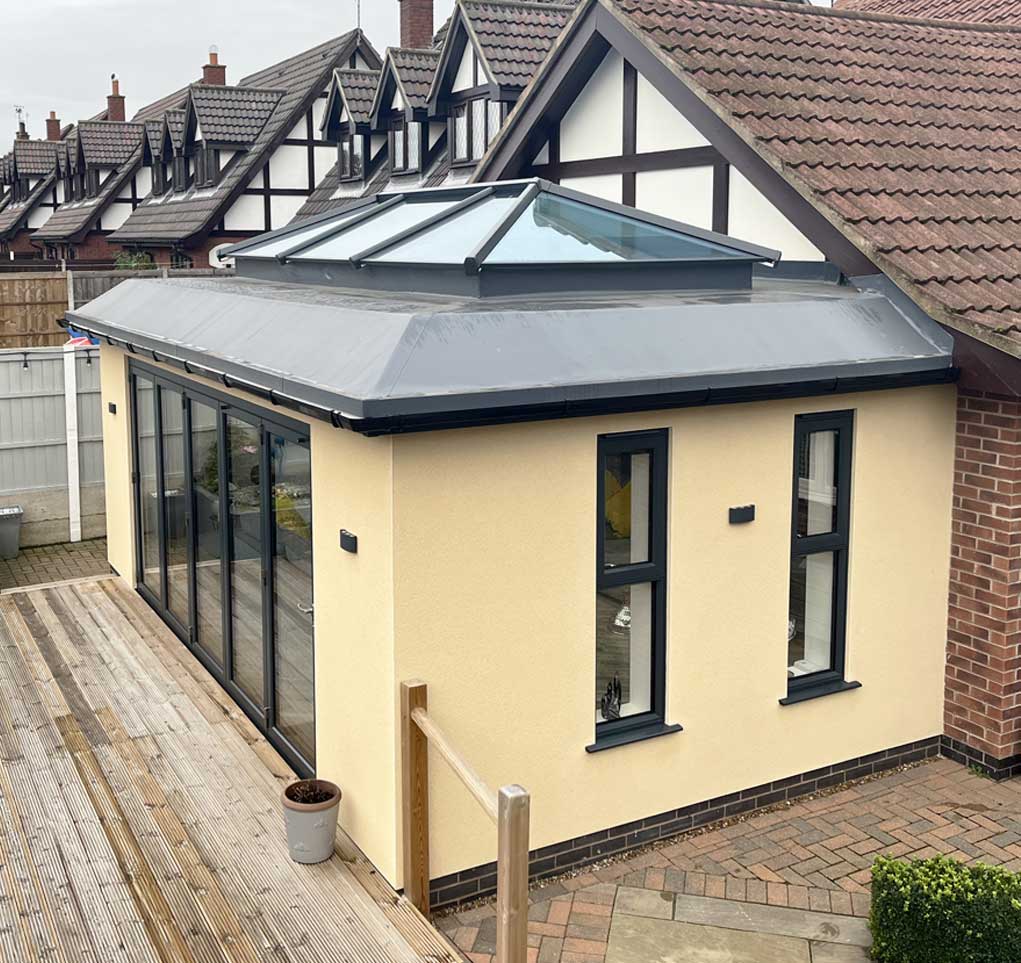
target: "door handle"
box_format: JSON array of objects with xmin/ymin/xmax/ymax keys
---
[{"xmin": 297, "ymin": 603, "xmax": 314, "ymax": 615}]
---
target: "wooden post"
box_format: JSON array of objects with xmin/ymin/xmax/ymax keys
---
[
  {"xmin": 496, "ymin": 785, "xmax": 530, "ymax": 963},
  {"xmin": 401, "ymin": 680, "xmax": 430, "ymax": 915}
]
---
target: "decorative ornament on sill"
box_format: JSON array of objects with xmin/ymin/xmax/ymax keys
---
[
  {"xmin": 614, "ymin": 605, "xmax": 632, "ymax": 630},
  {"xmin": 601, "ymin": 675, "xmax": 622, "ymax": 722}
]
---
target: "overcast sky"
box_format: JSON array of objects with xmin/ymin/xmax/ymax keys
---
[{"xmin": 4, "ymin": 0, "xmax": 831, "ymax": 140}]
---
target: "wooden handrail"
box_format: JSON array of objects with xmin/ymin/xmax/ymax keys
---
[
  {"xmin": 410, "ymin": 706, "xmax": 498, "ymax": 823},
  {"xmin": 400, "ymin": 680, "xmax": 530, "ymax": 963}
]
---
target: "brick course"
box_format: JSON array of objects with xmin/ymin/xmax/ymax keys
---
[
  {"xmin": 947, "ymin": 389, "xmax": 1021, "ymax": 776},
  {"xmin": 400, "ymin": 0, "xmax": 434, "ymax": 49}
]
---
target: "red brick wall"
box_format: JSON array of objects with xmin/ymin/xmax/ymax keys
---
[
  {"xmin": 400, "ymin": 0, "xmax": 434, "ymax": 49},
  {"xmin": 947, "ymin": 388, "xmax": 1021, "ymax": 766}
]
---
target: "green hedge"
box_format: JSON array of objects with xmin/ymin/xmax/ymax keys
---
[{"xmin": 870, "ymin": 855, "xmax": 1021, "ymax": 963}]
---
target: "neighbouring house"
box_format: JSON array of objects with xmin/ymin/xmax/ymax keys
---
[
  {"xmin": 77, "ymin": 175, "xmax": 956, "ymax": 908},
  {"xmin": 106, "ymin": 33, "xmax": 381, "ymax": 267},
  {"xmin": 834, "ymin": 0, "xmax": 1020, "ymax": 21},
  {"xmin": 0, "ymin": 121, "xmax": 63, "ymax": 260},
  {"xmin": 294, "ymin": 0, "xmax": 577, "ymax": 219}
]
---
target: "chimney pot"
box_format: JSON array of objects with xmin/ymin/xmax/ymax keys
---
[
  {"xmin": 46, "ymin": 111, "xmax": 62, "ymax": 141},
  {"xmin": 399, "ymin": 0, "xmax": 434, "ymax": 49},
  {"xmin": 15, "ymin": 121, "xmax": 28, "ymax": 141},
  {"xmin": 203, "ymin": 46, "xmax": 227, "ymax": 86},
  {"xmin": 107, "ymin": 73, "xmax": 126, "ymax": 122}
]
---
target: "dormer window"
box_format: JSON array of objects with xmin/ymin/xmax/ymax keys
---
[
  {"xmin": 390, "ymin": 117, "xmax": 421, "ymax": 174},
  {"xmin": 86, "ymin": 169, "xmax": 101, "ymax": 198},
  {"xmin": 195, "ymin": 146, "xmax": 219, "ymax": 189},
  {"xmin": 451, "ymin": 96, "xmax": 504, "ymax": 166},
  {"xmin": 338, "ymin": 133, "xmax": 365, "ymax": 181},
  {"xmin": 152, "ymin": 161, "xmax": 167, "ymax": 195},
  {"xmin": 173, "ymin": 155, "xmax": 189, "ymax": 193}
]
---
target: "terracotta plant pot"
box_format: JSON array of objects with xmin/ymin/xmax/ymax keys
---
[{"xmin": 281, "ymin": 779, "xmax": 342, "ymax": 864}]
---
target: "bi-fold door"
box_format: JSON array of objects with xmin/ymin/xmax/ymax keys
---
[{"xmin": 131, "ymin": 365, "xmax": 315, "ymax": 776}]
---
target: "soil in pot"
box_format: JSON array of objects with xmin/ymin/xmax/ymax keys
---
[{"xmin": 285, "ymin": 780, "xmax": 336, "ymax": 806}]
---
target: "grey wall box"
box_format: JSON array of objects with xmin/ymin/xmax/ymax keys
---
[
  {"xmin": 340, "ymin": 530, "xmax": 358, "ymax": 553},
  {"xmin": 108, "ymin": 402, "xmax": 117, "ymax": 414},
  {"xmin": 729, "ymin": 505, "xmax": 755, "ymax": 524}
]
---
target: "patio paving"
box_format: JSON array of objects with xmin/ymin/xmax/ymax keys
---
[
  {"xmin": 0, "ymin": 536, "xmax": 111, "ymax": 591},
  {"xmin": 439, "ymin": 757, "xmax": 1021, "ymax": 963}
]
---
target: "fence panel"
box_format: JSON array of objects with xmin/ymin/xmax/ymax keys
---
[{"xmin": 0, "ymin": 273, "xmax": 67, "ymax": 348}]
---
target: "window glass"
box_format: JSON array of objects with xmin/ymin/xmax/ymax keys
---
[
  {"xmin": 603, "ymin": 451, "xmax": 650, "ymax": 568},
  {"xmin": 160, "ymin": 388, "xmax": 189, "ymax": 628},
  {"xmin": 453, "ymin": 105, "xmax": 469, "ymax": 160},
  {"xmin": 339, "ymin": 138, "xmax": 351, "ymax": 179},
  {"xmin": 796, "ymin": 430, "xmax": 838, "ymax": 537},
  {"xmin": 351, "ymin": 136, "xmax": 364, "ymax": 178},
  {"xmin": 490, "ymin": 193, "xmax": 751, "ymax": 263},
  {"xmin": 190, "ymin": 398, "xmax": 223, "ymax": 666},
  {"xmin": 406, "ymin": 122, "xmax": 420, "ymax": 171},
  {"xmin": 393, "ymin": 125, "xmax": 406, "ymax": 172},
  {"xmin": 788, "ymin": 552, "xmax": 835, "ymax": 678},
  {"xmin": 596, "ymin": 583, "xmax": 653, "ymax": 722},
  {"xmin": 471, "ymin": 99, "xmax": 487, "ymax": 160},
  {"xmin": 135, "ymin": 375, "xmax": 160, "ymax": 593},
  {"xmin": 487, "ymin": 100, "xmax": 503, "ymax": 147}
]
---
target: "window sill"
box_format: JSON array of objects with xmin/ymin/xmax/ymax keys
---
[
  {"xmin": 586, "ymin": 721, "xmax": 683, "ymax": 754},
  {"xmin": 779, "ymin": 679, "xmax": 861, "ymax": 706}
]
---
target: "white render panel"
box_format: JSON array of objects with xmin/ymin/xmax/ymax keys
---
[
  {"xmin": 636, "ymin": 74, "xmax": 709, "ymax": 154},
  {"xmin": 315, "ymin": 146, "xmax": 336, "ymax": 182},
  {"xmin": 26, "ymin": 205, "xmax": 53, "ymax": 229},
  {"xmin": 391, "ymin": 88, "xmax": 405, "ymax": 111},
  {"xmin": 312, "ymin": 96, "xmax": 328, "ymax": 131},
  {"xmin": 135, "ymin": 166, "xmax": 152, "ymax": 197},
  {"xmin": 101, "ymin": 200, "xmax": 133, "ymax": 230},
  {"xmin": 270, "ymin": 193, "xmax": 306, "ymax": 230},
  {"xmin": 452, "ymin": 44, "xmax": 477, "ymax": 92},
  {"xmin": 223, "ymin": 192, "xmax": 266, "ymax": 231},
  {"xmin": 55, "ymin": 182, "xmax": 65, "ymax": 204},
  {"xmin": 635, "ymin": 167, "xmax": 714, "ymax": 230},
  {"xmin": 269, "ymin": 144, "xmax": 310, "ymax": 190},
  {"xmin": 560, "ymin": 173, "xmax": 622, "ymax": 204},
  {"xmin": 533, "ymin": 141, "xmax": 549, "ymax": 165},
  {"xmin": 560, "ymin": 50, "xmax": 623, "ymax": 162},
  {"xmin": 287, "ymin": 115, "xmax": 309, "ymax": 140},
  {"xmin": 729, "ymin": 168, "xmax": 824, "ymax": 261},
  {"xmin": 429, "ymin": 121, "xmax": 445, "ymax": 148}
]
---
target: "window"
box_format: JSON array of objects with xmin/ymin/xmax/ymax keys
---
[
  {"xmin": 86, "ymin": 169, "xmax": 101, "ymax": 198},
  {"xmin": 338, "ymin": 133, "xmax": 365, "ymax": 181},
  {"xmin": 785, "ymin": 411, "xmax": 857, "ymax": 703},
  {"xmin": 452, "ymin": 97, "xmax": 503, "ymax": 165},
  {"xmin": 452, "ymin": 104, "xmax": 469, "ymax": 162},
  {"xmin": 173, "ymin": 155, "xmax": 189, "ymax": 193},
  {"xmin": 390, "ymin": 117, "xmax": 420, "ymax": 174},
  {"xmin": 592, "ymin": 430, "xmax": 676, "ymax": 750}
]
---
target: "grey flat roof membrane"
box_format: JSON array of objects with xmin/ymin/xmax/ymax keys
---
[{"xmin": 68, "ymin": 275, "xmax": 954, "ymax": 434}]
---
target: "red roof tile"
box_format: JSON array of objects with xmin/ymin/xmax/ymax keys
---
[
  {"xmin": 609, "ymin": 0, "xmax": 1021, "ymax": 351},
  {"xmin": 834, "ymin": 0, "xmax": 1021, "ymax": 25}
]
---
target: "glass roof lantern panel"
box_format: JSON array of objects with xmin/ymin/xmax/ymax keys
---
[
  {"xmin": 236, "ymin": 210, "xmax": 365, "ymax": 259},
  {"xmin": 487, "ymin": 193, "xmax": 752, "ymax": 264},
  {"xmin": 292, "ymin": 199, "xmax": 459, "ymax": 261}
]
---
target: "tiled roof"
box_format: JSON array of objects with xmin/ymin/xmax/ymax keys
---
[
  {"xmin": 833, "ymin": 0, "xmax": 1021, "ymax": 23},
  {"xmin": 13, "ymin": 139, "xmax": 58, "ymax": 176},
  {"xmin": 462, "ymin": 0, "xmax": 576, "ymax": 88},
  {"xmin": 132, "ymin": 84, "xmax": 193, "ymax": 122},
  {"xmin": 390, "ymin": 48, "xmax": 443, "ymax": 108},
  {"xmin": 0, "ymin": 173, "xmax": 55, "ymax": 237},
  {"xmin": 607, "ymin": 0, "xmax": 1021, "ymax": 350},
  {"xmin": 165, "ymin": 109, "xmax": 187, "ymax": 152},
  {"xmin": 190, "ymin": 84, "xmax": 283, "ymax": 144},
  {"xmin": 64, "ymin": 128, "xmax": 80, "ymax": 172},
  {"xmin": 334, "ymin": 69, "xmax": 380, "ymax": 125},
  {"xmin": 111, "ymin": 30, "xmax": 362, "ymax": 244},
  {"xmin": 144, "ymin": 119, "xmax": 166, "ymax": 158},
  {"xmin": 77, "ymin": 121, "xmax": 145, "ymax": 167}
]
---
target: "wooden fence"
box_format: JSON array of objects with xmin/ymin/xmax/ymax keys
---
[{"xmin": 0, "ymin": 268, "xmax": 234, "ymax": 349}]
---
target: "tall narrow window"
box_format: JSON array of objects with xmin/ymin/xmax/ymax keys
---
[
  {"xmin": 392, "ymin": 118, "xmax": 407, "ymax": 173},
  {"xmin": 785, "ymin": 410, "xmax": 856, "ymax": 702},
  {"xmin": 471, "ymin": 98, "xmax": 488, "ymax": 160},
  {"xmin": 592, "ymin": 429, "xmax": 674, "ymax": 750},
  {"xmin": 452, "ymin": 104, "xmax": 469, "ymax": 162},
  {"xmin": 406, "ymin": 122, "xmax": 421, "ymax": 172}
]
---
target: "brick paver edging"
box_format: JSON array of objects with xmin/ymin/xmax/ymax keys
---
[
  {"xmin": 942, "ymin": 734, "xmax": 1021, "ymax": 781},
  {"xmin": 430, "ymin": 735, "xmax": 940, "ymax": 909}
]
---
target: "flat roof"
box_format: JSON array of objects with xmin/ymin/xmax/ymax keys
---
[{"xmin": 68, "ymin": 272, "xmax": 954, "ymax": 434}]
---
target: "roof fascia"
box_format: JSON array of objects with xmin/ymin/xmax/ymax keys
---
[
  {"xmin": 321, "ymin": 72, "xmax": 345, "ymax": 136},
  {"xmin": 475, "ymin": 0, "xmax": 875, "ymax": 276},
  {"xmin": 0, "ymin": 172, "xmax": 54, "ymax": 240},
  {"xmin": 426, "ymin": 4, "xmax": 471, "ymax": 113},
  {"xmin": 368, "ymin": 55, "xmax": 405, "ymax": 128}
]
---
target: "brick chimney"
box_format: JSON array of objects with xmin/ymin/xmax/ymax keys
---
[
  {"xmin": 203, "ymin": 46, "xmax": 226, "ymax": 86},
  {"xmin": 46, "ymin": 111, "xmax": 61, "ymax": 142},
  {"xmin": 107, "ymin": 74, "xmax": 125, "ymax": 122},
  {"xmin": 400, "ymin": 0, "xmax": 434, "ymax": 49},
  {"xmin": 15, "ymin": 120, "xmax": 28, "ymax": 140}
]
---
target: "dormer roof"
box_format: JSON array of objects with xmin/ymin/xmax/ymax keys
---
[
  {"xmin": 12, "ymin": 139, "xmax": 59, "ymax": 176},
  {"xmin": 77, "ymin": 120, "xmax": 145, "ymax": 168},
  {"xmin": 188, "ymin": 83, "xmax": 284, "ymax": 146},
  {"xmin": 322, "ymin": 68, "xmax": 381, "ymax": 136},
  {"xmin": 165, "ymin": 109, "xmax": 187, "ymax": 153},
  {"xmin": 370, "ymin": 47, "xmax": 442, "ymax": 125}
]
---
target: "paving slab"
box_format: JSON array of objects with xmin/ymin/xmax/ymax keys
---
[
  {"xmin": 673, "ymin": 894, "xmax": 871, "ymax": 947},
  {"xmin": 615, "ymin": 886, "xmax": 675, "ymax": 919},
  {"xmin": 607, "ymin": 915, "xmax": 810, "ymax": 963}
]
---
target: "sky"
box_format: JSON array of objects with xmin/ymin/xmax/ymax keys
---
[{"xmin": 3, "ymin": 0, "xmax": 831, "ymax": 141}]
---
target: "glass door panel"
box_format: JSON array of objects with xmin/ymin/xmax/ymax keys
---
[
  {"xmin": 135, "ymin": 376, "xmax": 161, "ymax": 594},
  {"xmin": 190, "ymin": 399, "xmax": 224, "ymax": 668},
  {"xmin": 226, "ymin": 414, "xmax": 265, "ymax": 711},
  {"xmin": 270, "ymin": 434, "xmax": 314, "ymax": 764},
  {"xmin": 160, "ymin": 387, "xmax": 189, "ymax": 629}
]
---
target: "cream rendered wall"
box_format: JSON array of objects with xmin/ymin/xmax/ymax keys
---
[
  {"xmin": 561, "ymin": 174, "xmax": 622, "ymax": 204},
  {"xmin": 560, "ymin": 51, "xmax": 623, "ymax": 162},
  {"xmin": 636, "ymin": 74, "xmax": 708, "ymax": 153},
  {"xmin": 270, "ymin": 144, "xmax": 311, "ymax": 190},
  {"xmin": 223, "ymin": 192, "xmax": 265, "ymax": 231},
  {"xmin": 728, "ymin": 169, "xmax": 824, "ymax": 261},
  {"xmin": 98, "ymin": 351, "xmax": 401, "ymax": 881},
  {"xmin": 99, "ymin": 346, "xmax": 136, "ymax": 585},
  {"xmin": 391, "ymin": 385, "xmax": 956, "ymax": 879},
  {"xmin": 452, "ymin": 44, "xmax": 477, "ymax": 92}
]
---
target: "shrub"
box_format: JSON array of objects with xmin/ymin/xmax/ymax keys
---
[
  {"xmin": 870, "ymin": 854, "xmax": 1021, "ymax": 963},
  {"xmin": 114, "ymin": 251, "xmax": 155, "ymax": 271}
]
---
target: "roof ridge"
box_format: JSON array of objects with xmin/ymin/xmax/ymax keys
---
[
  {"xmin": 461, "ymin": 0, "xmax": 575, "ymax": 10},
  {"xmin": 239, "ymin": 29, "xmax": 358, "ymax": 86},
  {"xmin": 661, "ymin": 0, "xmax": 1021, "ymax": 35},
  {"xmin": 189, "ymin": 82, "xmax": 286, "ymax": 96}
]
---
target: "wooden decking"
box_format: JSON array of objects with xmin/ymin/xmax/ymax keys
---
[{"xmin": 0, "ymin": 577, "xmax": 459, "ymax": 963}]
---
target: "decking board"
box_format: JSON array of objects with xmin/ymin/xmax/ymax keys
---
[{"xmin": 0, "ymin": 578, "xmax": 460, "ymax": 963}]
